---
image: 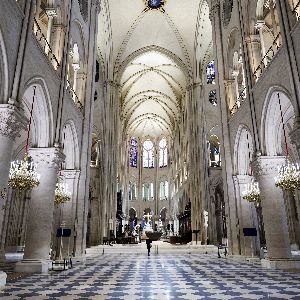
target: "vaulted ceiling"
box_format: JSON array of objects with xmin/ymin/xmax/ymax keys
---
[{"xmin": 97, "ymin": 0, "xmax": 208, "ymax": 138}]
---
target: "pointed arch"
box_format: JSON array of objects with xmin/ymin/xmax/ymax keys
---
[
  {"xmin": 62, "ymin": 120, "xmax": 80, "ymax": 169},
  {"xmin": 233, "ymin": 125, "xmax": 254, "ymax": 175},
  {"xmin": 261, "ymin": 86, "xmax": 295, "ymax": 157},
  {"xmin": 21, "ymin": 77, "xmax": 54, "ymax": 148}
]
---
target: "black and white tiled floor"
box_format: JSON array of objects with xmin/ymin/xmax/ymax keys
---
[{"xmin": 1, "ymin": 253, "xmax": 300, "ymax": 299}]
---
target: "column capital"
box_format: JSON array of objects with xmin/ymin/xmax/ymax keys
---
[
  {"xmin": 232, "ymin": 175, "xmax": 253, "ymax": 185},
  {"xmin": 0, "ymin": 104, "xmax": 27, "ymax": 141},
  {"xmin": 186, "ymin": 81, "xmax": 202, "ymax": 91},
  {"xmin": 28, "ymin": 147, "xmax": 65, "ymax": 169},
  {"xmin": 62, "ymin": 169, "xmax": 81, "ymax": 179},
  {"xmin": 254, "ymin": 20, "xmax": 265, "ymax": 31},
  {"xmin": 251, "ymin": 156, "xmax": 286, "ymax": 177},
  {"xmin": 72, "ymin": 63, "xmax": 80, "ymax": 71},
  {"xmin": 245, "ymin": 34, "xmax": 261, "ymax": 45},
  {"xmin": 45, "ymin": 8, "xmax": 57, "ymax": 18},
  {"xmin": 224, "ymin": 79, "xmax": 235, "ymax": 87}
]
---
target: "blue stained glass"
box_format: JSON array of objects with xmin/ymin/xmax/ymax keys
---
[
  {"xmin": 130, "ymin": 137, "xmax": 138, "ymax": 168},
  {"xmin": 148, "ymin": 0, "xmax": 162, "ymax": 9},
  {"xmin": 207, "ymin": 61, "xmax": 216, "ymax": 84}
]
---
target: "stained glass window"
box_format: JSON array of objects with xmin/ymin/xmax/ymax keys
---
[
  {"xmin": 209, "ymin": 90, "xmax": 217, "ymax": 106},
  {"xmin": 130, "ymin": 137, "xmax": 138, "ymax": 168},
  {"xmin": 159, "ymin": 138, "xmax": 168, "ymax": 167},
  {"xmin": 143, "ymin": 140, "xmax": 154, "ymax": 168},
  {"xmin": 207, "ymin": 60, "xmax": 216, "ymax": 84}
]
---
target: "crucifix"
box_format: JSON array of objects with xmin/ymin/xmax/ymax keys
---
[{"xmin": 144, "ymin": 212, "xmax": 152, "ymax": 224}]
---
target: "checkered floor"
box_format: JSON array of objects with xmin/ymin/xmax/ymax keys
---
[{"xmin": 1, "ymin": 253, "xmax": 300, "ymax": 299}]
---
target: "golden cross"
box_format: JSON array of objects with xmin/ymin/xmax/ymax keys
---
[{"xmin": 143, "ymin": 212, "xmax": 152, "ymax": 223}]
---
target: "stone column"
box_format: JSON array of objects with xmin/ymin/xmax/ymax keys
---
[
  {"xmin": 224, "ymin": 79, "xmax": 236, "ymax": 112},
  {"xmin": 60, "ymin": 170, "xmax": 80, "ymax": 257},
  {"xmin": 252, "ymin": 156, "xmax": 300, "ymax": 269},
  {"xmin": 255, "ymin": 21, "xmax": 266, "ymax": 64},
  {"xmin": 45, "ymin": 9, "xmax": 57, "ymax": 55},
  {"xmin": 209, "ymin": 2, "xmax": 240, "ymax": 254},
  {"xmin": 15, "ymin": 147, "xmax": 64, "ymax": 273},
  {"xmin": 284, "ymin": 191, "xmax": 300, "ymax": 250},
  {"xmin": 245, "ymin": 34, "xmax": 263, "ymax": 75},
  {"xmin": 233, "ymin": 175, "xmax": 260, "ymax": 257},
  {"xmin": 0, "ymin": 105, "xmax": 26, "ymax": 286},
  {"xmin": 72, "ymin": 63, "xmax": 80, "ymax": 99},
  {"xmin": 51, "ymin": 24, "xmax": 65, "ymax": 65}
]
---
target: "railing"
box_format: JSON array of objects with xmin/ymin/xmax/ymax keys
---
[
  {"xmin": 33, "ymin": 18, "xmax": 60, "ymax": 70},
  {"xmin": 230, "ymin": 87, "xmax": 247, "ymax": 116},
  {"xmin": 293, "ymin": 0, "xmax": 300, "ymax": 20},
  {"xmin": 253, "ymin": 33, "xmax": 282, "ymax": 81},
  {"xmin": 66, "ymin": 79, "xmax": 83, "ymax": 111}
]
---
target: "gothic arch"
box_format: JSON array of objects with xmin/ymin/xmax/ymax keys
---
[
  {"xmin": 62, "ymin": 120, "xmax": 80, "ymax": 169},
  {"xmin": 261, "ymin": 86, "xmax": 295, "ymax": 156},
  {"xmin": 70, "ymin": 19, "xmax": 86, "ymax": 66},
  {"xmin": 233, "ymin": 125, "xmax": 254, "ymax": 175},
  {"xmin": 129, "ymin": 207, "xmax": 137, "ymax": 220},
  {"xmin": 21, "ymin": 78, "xmax": 54, "ymax": 148},
  {"xmin": 226, "ymin": 27, "xmax": 241, "ymax": 78},
  {"xmin": 116, "ymin": 45, "xmax": 192, "ymax": 84}
]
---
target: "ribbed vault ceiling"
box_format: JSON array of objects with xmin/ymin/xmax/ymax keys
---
[
  {"xmin": 97, "ymin": 0, "xmax": 204, "ymax": 138},
  {"xmin": 121, "ymin": 51, "xmax": 186, "ymax": 137}
]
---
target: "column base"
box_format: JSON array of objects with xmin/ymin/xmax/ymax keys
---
[
  {"xmin": 15, "ymin": 259, "xmax": 49, "ymax": 273},
  {"xmin": 73, "ymin": 255, "xmax": 86, "ymax": 264},
  {"xmin": 0, "ymin": 271, "xmax": 7, "ymax": 287},
  {"xmin": 261, "ymin": 258, "xmax": 300, "ymax": 270}
]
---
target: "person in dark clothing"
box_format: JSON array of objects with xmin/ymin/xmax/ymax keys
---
[{"xmin": 146, "ymin": 238, "xmax": 152, "ymax": 256}]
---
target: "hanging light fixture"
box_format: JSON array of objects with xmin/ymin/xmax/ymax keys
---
[
  {"xmin": 242, "ymin": 131, "xmax": 261, "ymax": 203},
  {"xmin": 275, "ymin": 160, "xmax": 300, "ymax": 192},
  {"xmin": 8, "ymin": 86, "xmax": 40, "ymax": 190},
  {"xmin": 274, "ymin": 93, "xmax": 300, "ymax": 192},
  {"xmin": 55, "ymin": 176, "xmax": 71, "ymax": 205},
  {"xmin": 242, "ymin": 179, "xmax": 261, "ymax": 203}
]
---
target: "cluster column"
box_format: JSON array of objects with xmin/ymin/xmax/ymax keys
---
[
  {"xmin": 0, "ymin": 104, "xmax": 26, "ymax": 286},
  {"xmin": 252, "ymin": 156, "xmax": 300, "ymax": 269},
  {"xmin": 15, "ymin": 147, "xmax": 64, "ymax": 273}
]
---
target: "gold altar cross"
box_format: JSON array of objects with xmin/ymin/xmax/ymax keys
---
[{"xmin": 143, "ymin": 212, "xmax": 152, "ymax": 223}]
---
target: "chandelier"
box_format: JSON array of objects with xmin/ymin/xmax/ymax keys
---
[
  {"xmin": 55, "ymin": 177, "xmax": 71, "ymax": 205},
  {"xmin": 8, "ymin": 86, "xmax": 40, "ymax": 190},
  {"xmin": 275, "ymin": 161, "xmax": 300, "ymax": 192},
  {"xmin": 274, "ymin": 92, "xmax": 300, "ymax": 192},
  {"xmin": 242, "ymin": 180, "xmax": 260, "ymax": 203},
  {"xmin": 8, "ymin": 155, "xmax": 40, "ymax": 190}
]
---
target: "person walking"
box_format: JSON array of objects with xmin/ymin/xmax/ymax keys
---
[{"xmin": 146, "ymin": 238, "xmax": 152, "ymax": 256}]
